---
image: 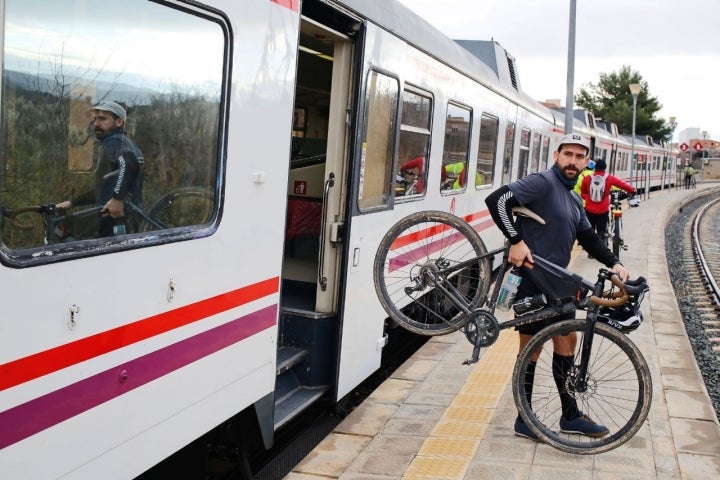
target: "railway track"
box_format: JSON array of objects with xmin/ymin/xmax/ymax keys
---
[
  {"xmin": 666, "ymin": 191, "xmax": 720, "ymax": 418},
  {"xmin": 692, "ymin": 197, "xmax": 720, "ymax": 356}
]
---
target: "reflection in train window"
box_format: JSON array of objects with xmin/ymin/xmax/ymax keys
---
[
  {"xmin": 441, "ymin": 103, "xmax": 471, "ymax": 192},
  {"xmin": 475, "ymin": 114, "xmax": 498, "ymax": 188},
  {"xmin": 395, "ymin": 88, "xmax": 432, "ymax": 199},
  {"xmin": 358, "ymin": 70, "xmax": 399, "ymax": 211},
  {"xmin": 0, "ymin": 0, "xmax": 223, "ymax": 256}
]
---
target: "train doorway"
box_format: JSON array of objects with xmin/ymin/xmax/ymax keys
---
[{"xmin": 275, "ymin": 6, "xmax": 357, "ymax": 429}]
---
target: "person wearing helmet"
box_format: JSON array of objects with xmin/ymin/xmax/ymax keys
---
[
  {"xmin": 485, "ymin": 134, "xmax": 630, "ymax": 441},
  {"xmin": 573, "ymin": 159, "xmax": 595, "ymax": 206},
  {"xmin": 579, "ymin": 159, "xmax": 636, "ymax": 245}
]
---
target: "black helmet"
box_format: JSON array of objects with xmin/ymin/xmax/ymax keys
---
[{"xmin": 597, "ymin": 304, "xmax": 643, "ymax": 333}]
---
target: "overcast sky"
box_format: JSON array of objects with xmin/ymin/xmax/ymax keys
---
[{"xmin": 397, "ymin": 0, "xmax": 719, "ymax": 141}]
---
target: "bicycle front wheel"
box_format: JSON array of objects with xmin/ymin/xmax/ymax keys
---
[
  {"xmin": 513, "ymin": 319, "xmax": 652, "ymax": 454},
  {"xmin": 373, "ymin": 210, "xmax": 492, "ymax": 336}
]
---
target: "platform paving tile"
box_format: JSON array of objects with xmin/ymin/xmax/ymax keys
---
[
  {"xmin": 666, "ymin": 389, "xmax": 718, "ymax": 421},
  {"xmin": 366, "ymin": 378, "xmax": 417, "ymax": 404},
  {"xmin": 676, "ymin": 452, "xmax": 720, "ymax": 480},
  {"xmin": 669, "ymin": 417, "xmax": 720, "ymax": 456},
  {"xmin": 291, "ymin": 432, "xmax": 371, "ymax": 478}
]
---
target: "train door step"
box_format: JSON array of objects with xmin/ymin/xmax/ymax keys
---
[
  {"xmin": 274, "ymin": 345, "xmax": 328, "ymax": 429},
  {"xmin": 277, "ymin": 345, "xmax": 308, "ymax": 375},
  {"xmin": 274, "ymin": 383, "xmax": 328, "ymax": 430}
]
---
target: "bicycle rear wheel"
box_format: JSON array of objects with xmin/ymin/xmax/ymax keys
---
[
  {"xmin": 513, "ymin": 319, "xmax": 652, "ymax": 454},
  {"xmin": 373, "ymin": 210, "xmax": 491, "ymax": 335},
  {"xmin": 139, "ymin": 187, "xmax": 215, "ymax": 232}
]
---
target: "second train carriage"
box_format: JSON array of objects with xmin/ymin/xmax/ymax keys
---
[{"xmin": 0, "ymin": 0, "xmax": 677, "ymax": 477}]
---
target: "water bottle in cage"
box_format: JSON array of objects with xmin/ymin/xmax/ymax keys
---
[{"xmin": 497, "ymin": 270, "xmax": 522, "ymax": 310}]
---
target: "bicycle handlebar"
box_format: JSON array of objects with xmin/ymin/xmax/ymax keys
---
[
  {"xmin": 1, "ymin": 203, "xmax": 59, "ymax": 218},
  {"xmin": 590, "ymin": 274, "xmax": 648, "ymax": 308}
]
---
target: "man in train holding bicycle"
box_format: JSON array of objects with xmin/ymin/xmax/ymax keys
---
[
  {"xmin": 56, "ymin": 101, "xmax": 144, "ymax": 237},
  {"xmin": 485, "ymin": 134, "xmax": 630, "ymax": 441}
]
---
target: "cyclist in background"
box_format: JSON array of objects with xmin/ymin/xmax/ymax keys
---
[
  {"xmin": 56, "ymin": 101, "xmax": 144, "ymax": 236},
  {"xmin": 684, "ymin": 164, "xmax": 696, "ymax": 189},
  {"xmin": 579, "ymin": 160, "xmax": 636, "ymax": 246},
  {"xmin": 485, "ymin": 135, "xmax": 630, "ymax": 442}
]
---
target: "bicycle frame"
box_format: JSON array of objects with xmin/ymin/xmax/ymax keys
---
[{"xmin": 428, "ymin": 242, "xmax": 628, "ymax": 383}]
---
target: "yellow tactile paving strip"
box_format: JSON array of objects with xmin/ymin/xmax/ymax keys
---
[{"xmin": 402, "ymin": 329, "xmax": 518, "ymax": 480}]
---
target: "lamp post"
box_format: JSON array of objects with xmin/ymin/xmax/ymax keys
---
[
  {"xmin": 667, "ymin": 116, "xmax": 677, "ymax": 190},
  {"xmin": 629, "ymin": 83, "xmax": 641, "ymax": 197}
]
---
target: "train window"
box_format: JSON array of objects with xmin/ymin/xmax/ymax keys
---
[
  {"xmin": 0, "ymin": 0, "xmax": 223, "ymax": 261},
  {"xmin": 530, "ymin": 131, "xmax": 542, "ymax": 174},
  {"xmin": 358, "ymin": 70, "xmax": 399, "ymax": 210},
  {"xmin": 475, "ymin": 114, "xmax": 498, "ymax": 188},
  {"xmin": 395, "ymin": 89, "xmax": 432, "ymax": 199},
  {"xmin": 541, "ymin": 135, "xmax": 550, "ymax": 170},
  {"xmin": 501, "ymin": 122, "xmax": 516, "ymax": 185},
  {"xmin": 440, "ymin": 103, "xmax": 471, "ymax": 192},
  {"xmin": 517, "ymin": 128, "xmax": 531, "ymax": 179}
]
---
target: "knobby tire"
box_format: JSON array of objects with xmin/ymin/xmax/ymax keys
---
[
  {"xmin": 512, "ymin": 320, "xmax": 652, "ymax": 454},
  {"xmin": 373, "ymin": 210, "xmax": 492, "ymax": 335}
]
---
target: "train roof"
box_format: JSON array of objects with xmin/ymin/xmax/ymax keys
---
[{"xmin": 333, "ymin": 0, "xmax": 556, "ymax": 124}]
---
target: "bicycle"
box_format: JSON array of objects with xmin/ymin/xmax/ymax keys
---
[
  {"xmin": 394, "ymin": 169, "xmax": 421, "ymax": 196},
  {"xmin": 1, "ymin": 187, "xmax": 215, "ymax": 247},
  {"xmin": 373, "ymin": 209, "xmax": 651, "ymax": 454},
  {"xmin": 607, "ymin": 189, "xmax": 632, "ymax": 259}
]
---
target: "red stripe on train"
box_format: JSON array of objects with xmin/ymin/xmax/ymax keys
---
[
  {"xmin": 0, "ymin": 277, "xmax": 279, "ymax": 392},
  {"xmin": 270, "ymin": 0, "xmax": 299, "ymax": 12}
]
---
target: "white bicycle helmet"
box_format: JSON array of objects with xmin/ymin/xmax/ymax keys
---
[{"xmin": 597, "ymin": 304, "xmax": 643, "ymax": 333}]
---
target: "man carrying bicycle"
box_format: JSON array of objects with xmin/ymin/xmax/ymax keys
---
[
  {"xmin": 56, "ymin": 101, "xmax": 144, "ymax": 237},
  {"xmin": 485, "ymin": 134, "xmax": 630, "ymax": 441}
]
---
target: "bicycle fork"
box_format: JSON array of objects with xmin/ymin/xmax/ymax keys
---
[{"xmin": 570, "ymin": 273, "xmax": 609, "ymax": 392}]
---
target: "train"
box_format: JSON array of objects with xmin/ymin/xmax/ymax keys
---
[{"xmin": 0, "ymin": 0, "xmax": 677, "ymax": 477}]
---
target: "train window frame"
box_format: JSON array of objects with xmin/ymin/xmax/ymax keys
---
[
  {"xmin": 440, "ymin": 102, "xmax": 472, "ymax": 194},
  {"xmin": 517, "ymin": 127, "xmax": 531, "ymax": 179},
  {"xmin": 0, "ymin": 0, "xmax": 227, "ymax": 267},
  {"xmin": 530, "ymin": 131, "xmax": 542, "ymax": 174},
  {"xmin": 540, "ymin": 135, "xmax": 550, "ymax": 171},
  {"xmin": 394, "ymin": 86, "xmax": 433, "ymax": 201},
  {"xmin": 475, "ymin": 113, "xmax": 499, "ymax": 189},
  {"xmin": 357, "ymin": 69, "xmax": 399, "ymax": 212},
  {"xmin": 501, "ymin": 121, "xmax": 516, "ymax": 186}
]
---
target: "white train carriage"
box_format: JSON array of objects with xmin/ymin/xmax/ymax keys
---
[{"xmin": 0, "ymin": 0, "xmax": 676, "ymax": 478}]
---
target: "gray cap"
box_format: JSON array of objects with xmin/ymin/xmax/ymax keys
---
[
  {"xmin": 92, "ymin": 101, "xmax": 126, "ymax": 121},
  {"xmin": 557, "ymin": 134, "xmax": 590, "ymax": 152}
]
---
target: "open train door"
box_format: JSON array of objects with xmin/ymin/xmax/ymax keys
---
[{"xmin": 276, "ymin": 1, "xmax": 358, "ymax": 428}]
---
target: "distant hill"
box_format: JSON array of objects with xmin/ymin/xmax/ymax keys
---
[{"xmin": 3, "ymin": 69, "xmax": 163, "ymax": 106}]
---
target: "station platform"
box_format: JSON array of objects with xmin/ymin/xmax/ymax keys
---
[{"xmin": 288, "ymin": 182, "xmax": 720, "ymax": 480}]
